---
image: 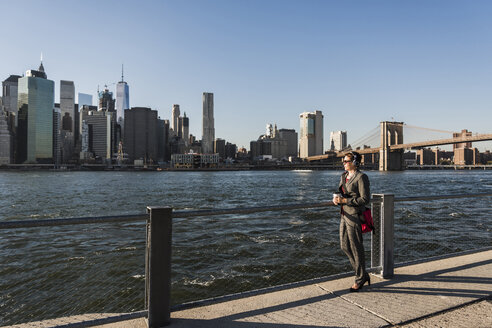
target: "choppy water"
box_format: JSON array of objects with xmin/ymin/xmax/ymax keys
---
[{"xmin": 0, "ymin": 170, "xmax": 491, "ymax": 325}]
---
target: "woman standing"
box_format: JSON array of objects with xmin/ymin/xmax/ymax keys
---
[{"xmin": 333, "ymin": 152, "xmax": 371, "ymax": 292}]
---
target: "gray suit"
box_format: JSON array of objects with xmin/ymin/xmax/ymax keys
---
[{"xmin": 338, "ymin": 170, "xmax": 370, "ymax": 284}]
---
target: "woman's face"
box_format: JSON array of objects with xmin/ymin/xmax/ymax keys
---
[{"xmin": 343, "ymin": 156, "xmax": 355, "ymax": 171}]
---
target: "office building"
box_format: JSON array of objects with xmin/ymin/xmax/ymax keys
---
[
  {"xmin": 214, "ymin": 138, "xmax": 226, "ymax": 159},
  {"xmin": 330, "ymin": 131, "xmax": 347, "ymax": 151},
  {"xmin": 181, "ymin": 113, "xmax": 189, "ymax": 146},
  {"xmin": 0, "ymin": 111, "xmax": 13, "ymax": 164},
  {"xmin": 225, "ymin": 142, "xmax": 237, "ymax": 159},
  {"xmin": 278, "ymin": 128, "xmax": 298, "ymax": 157},
  {"xmin": 124, "ymin": 107, "xmax": 158, "ymax": 163},
  {"xmin": 299, "ymin": 110, "xmax": 323, "ymax": 158},
  {"xmin": 116, "ymin": 67, "xmax": 129, "ymax": 124},
  {"xmin": 53, "ymin": 107, "xmax": 62, "ymax": 166},
  {"xmin": 60, "ymin": 81, "xmax": 75, "ymax": 133},
  {"xmin": 202, "ymin": 92, "xmax": 215, "ymax": 153},
  {"xmin": 16, "ymin": 62, "xmax": 55, "ymax": 163},
  {"xmin": 2, "ymin": 75, "xmax": 21, "ymax": 126},
  {"xmin": 80, "ymin": 109, "xmax": 114, "ymax": 161},
  {"xmin": 172, "ymin": 104, "xmax": 180, "ymax": 134}
]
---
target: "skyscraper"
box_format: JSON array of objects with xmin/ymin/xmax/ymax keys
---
[
  {"xmin": 16, "ymin": 62, "xmax": 55, "ymax": 163},
  {"xmin": 172, "ymin": 104, "xmax": 180, "ymax": 134},
  {"xmin": 0, "ymin": 111, "xmax": 13, "ymax": 164},
  {"xmin": 98, "ymin": 86, "xmax": 115, "ymax": 112},
  {"xmin": 60, "ymin": 80, "xmax": 75, "ymax": 133},
  {"xmin": 124, "ymin": 107, "xmax": 158, "ymax": 163},
  {"xmin": 202, "ymin": 92, "xmax": 214, "ymax": 154},
  {"xmin": 181, "ymin": 112, "xmax": 189, "ymax": 146},
  {"xmin": 329, "ymin": 131, "xmax": 347, "ymax": 151},
  {"xmin": 299, "ymin": 110, "xmax": 323, "ymax": 158},
  {"xmin": 116, "ymin": 66, "xmax": 129, "ymax": 124},
  {"xmin": 2, "ymin": 75, "xmax": 21, "ymax": 126}
]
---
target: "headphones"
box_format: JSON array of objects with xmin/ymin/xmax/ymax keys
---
[{"xmin": 349, "ymin": 151, "xmax": 361, "ymax": 166}]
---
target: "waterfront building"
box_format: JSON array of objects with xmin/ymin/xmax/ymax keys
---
[
  {"xmin": 157, "ymin": 118, "xmax": 168, "ymax": 163},
  {"xmin": 172, "ymin": 104, "xmax": 180, "ymax": 135},
  {"xmin": 299, "ymin": 110, "xmax": 323, "ymax": 158},
  {"xmin": 453, "ymin": 129, "xmax": 474, "ymax": 165},
  {"xmin": 16, "ymin": 63, "xmax": 55, "ymax": 163},
  {"xmin": 116, "ymin": 67, "xmax": 130, "ymax": 125},
  {"xmin": 251, "ymin": 123, "xmax": 296, "ymax": 160},
  {"xmin": 171, "ymin": 153, "xmax": 219, "ymax": 169},
  {"xmin": 0, "ymin": 111, "xmax": 13, "ymax": 164},
  {"xmin": 278, "ymin": 128, "xmax": 298, "ymax": 157},
  {"xmin": 202, "ymin": 92, "xmax": 215, "ymax": 154},
  {"xmin": 225, "ymin": 142, "xmax": 237, "ymax": 159},
  {"xmin": 2, "ymin": 75, "xmax": 21, "ymax": 126},
  {"xmin": 329, "ymin": 130, "xmax": 347, "ymax": 151},
  {"xmin": 123, "ymin": 107, "xmax": 158, "ymax": 164},
  {"xmin": 80, "ymin": 109, "xmax": 114, "ymax": 161},
  {"xmin": 214, "ymin": 138, "xmax": 226, "ymax": 159}
]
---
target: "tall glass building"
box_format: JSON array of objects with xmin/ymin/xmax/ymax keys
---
[
  {"xmin": 116, "ymin": 68, "xmax": 129, "ymax": 124},
  {"xmin": 17, "ymin": 64, "xmax": 55, "ymax": 163}
]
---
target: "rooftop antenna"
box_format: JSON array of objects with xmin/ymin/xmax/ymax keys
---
[{"xmin": 121, "ymin": 64, "xmax": 124, "ymax": 82}]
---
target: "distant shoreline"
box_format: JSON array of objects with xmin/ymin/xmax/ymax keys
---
[{"xmin": 1, "ymin": 164, "xmax": 491, "ymax": 172}]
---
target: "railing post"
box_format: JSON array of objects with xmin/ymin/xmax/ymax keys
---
[
  {"xmin": 372, "ymin": 194, "xmax": 394, "ymax": 278},
  {"xmin": 146, "ymin": 207, "xmax": 173, "ymax": 327}
]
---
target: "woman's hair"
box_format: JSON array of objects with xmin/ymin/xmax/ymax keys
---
[{"xmin": 346, "ymin": 152, "xmax": 361, "ymax": 166}]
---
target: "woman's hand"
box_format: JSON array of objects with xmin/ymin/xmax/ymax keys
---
[{"xmin": 333, "ymin": 195, "xmax": 345, "ymax": 205}]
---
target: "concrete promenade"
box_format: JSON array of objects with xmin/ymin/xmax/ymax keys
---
[{"xmin": 5, "ymin": 249, "xmax": 492, "ymax": 328}]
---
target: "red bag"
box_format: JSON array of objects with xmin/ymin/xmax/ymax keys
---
[{"xmin": 361, "ymin": 208, "xmax": 374, "ymax": 234}]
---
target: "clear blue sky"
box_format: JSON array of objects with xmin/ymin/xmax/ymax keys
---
[{"xmin": 2, "ymin": 0, "xmax": 492, "ymax": 151}]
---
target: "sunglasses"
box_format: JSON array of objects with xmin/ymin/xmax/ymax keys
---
[{"xmin": 342, "ymin": 160, "xmax": 352, "ymax": 164}]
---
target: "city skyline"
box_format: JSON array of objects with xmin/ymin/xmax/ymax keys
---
[{"xmin": 2, "ymin": 0, "xmax": 492, "ymax": 151}]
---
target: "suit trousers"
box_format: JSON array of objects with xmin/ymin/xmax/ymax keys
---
[{"xmin": 339, "ymin": 216, "xmax": 367, "ymax": 284}]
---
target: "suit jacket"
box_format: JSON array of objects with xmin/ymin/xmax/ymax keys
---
[{"xmin": 338, "ymin": 170, "xmax": 370, "ymax": 226}]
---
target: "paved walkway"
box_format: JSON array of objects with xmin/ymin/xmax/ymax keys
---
[{"xmin": 5, "ymin": 249, "xmax": 492, "ymax": 328}]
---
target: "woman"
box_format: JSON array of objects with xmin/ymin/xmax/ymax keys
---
[{"xmin": 333, "ymin": 151, "xmax": 371, "ymax": 292}]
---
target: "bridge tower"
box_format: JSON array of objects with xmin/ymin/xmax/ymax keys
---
[{"xmin": 379, "ymin": 121, "xmax": 404, "ymax": 171}]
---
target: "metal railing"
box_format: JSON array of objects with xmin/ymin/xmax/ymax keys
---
[{"xmin": 0, "ymin": 192, "xmax": 491, "ymax": 327}]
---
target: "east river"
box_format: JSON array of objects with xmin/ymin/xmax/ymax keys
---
[{"xmin": 1, "ymin": 170, "xmax": 491, "ymax": 324}]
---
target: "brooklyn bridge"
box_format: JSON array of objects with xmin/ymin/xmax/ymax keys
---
[{"xmin": 307, "ymin": 121, "xmax": 492, "ymax": 171}]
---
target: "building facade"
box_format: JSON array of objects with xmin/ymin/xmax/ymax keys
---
[
  {"xmin": 278, "ymin": 128, "xmax": 298, "ymax": 157},
  {"xmin": 299, "ymin": 110, "xmax": 323, "ymax": 158},
  {"xmin": 123, "ymin": 107, "xmax": 158, "ymax": 163},
  {"xmin": 2, "ymin": 75, "xmax": 21, "ymax": 126},
  {"xmin": 17, "ymin": 65, "xmax": 54, "ymax": 163},
  {"xmin": 80, "ymin": 110, "xmax": 113, "ymax": 161},
  {"xmin": 329, "ymin": 130, "xmax": 347, "ymax": 151},
  {"xmin": 172, "ymin": 104, "xmax": 180, "ymax": 135},
  {"xmin": 116, "ymin": 78, "xmax": 129, "ymax": 125},
  {"xmin": 0, "ymin": 111, "xmax": 13, "ymax": 164},
  {"xmin": 202, "ymin": 92, "xmax": 215, "ymax": 153}
]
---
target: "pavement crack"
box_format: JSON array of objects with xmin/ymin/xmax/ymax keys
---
[{"xmin": 316, "ymin": 283, "xmax": 395, "ymax": 326}]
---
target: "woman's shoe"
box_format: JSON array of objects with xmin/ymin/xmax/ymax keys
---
[{"xmin": 349, "ymin": 275, "xmax": 370, "ymax": 292}]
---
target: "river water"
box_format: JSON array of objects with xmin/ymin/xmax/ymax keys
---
[{"xmin": 0, "ymin": 170, "xmax": 491, "ymax": 324}]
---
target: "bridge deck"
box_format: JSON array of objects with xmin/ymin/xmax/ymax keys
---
[{"xmin": 7, "ymin": 249, "xmax": 491, "ymax": 328}]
